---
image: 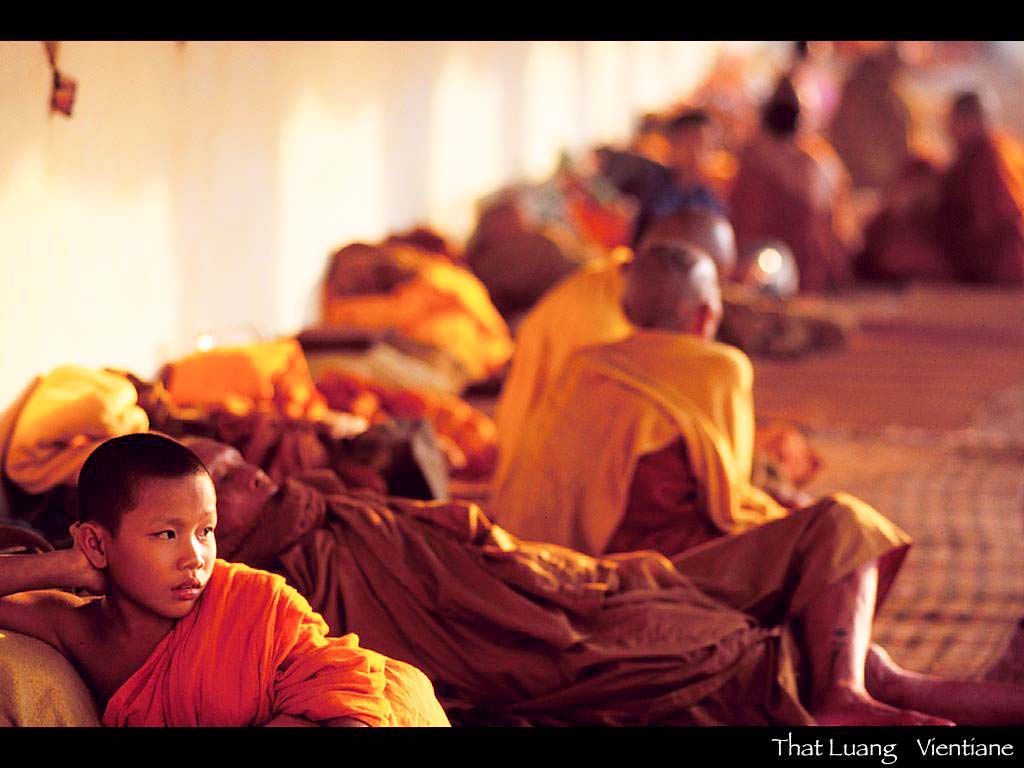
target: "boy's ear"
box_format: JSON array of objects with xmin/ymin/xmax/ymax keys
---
[{"xmin": 74, "ymin": 521, "xmax": 109, "ymax": 569}]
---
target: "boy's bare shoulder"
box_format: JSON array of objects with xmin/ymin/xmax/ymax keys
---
[{"xmin": 0, "ymin": 589, "xmax": 99, "ymax": 650}]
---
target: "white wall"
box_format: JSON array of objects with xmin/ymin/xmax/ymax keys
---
[{"xmin": 0, "ymin": 40, "xmax": 744, "ymax": 406}]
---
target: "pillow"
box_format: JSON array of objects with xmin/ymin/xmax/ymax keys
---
[{"xmin": 0, "ymin": 630, "xmax": 100, "ymax": 726}]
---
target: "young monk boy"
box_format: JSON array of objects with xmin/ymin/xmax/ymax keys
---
[{"xmin": 0, "ymin": 432, "xmax": 447, "ymax": 727}]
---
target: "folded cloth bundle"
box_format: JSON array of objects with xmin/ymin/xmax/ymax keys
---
[{"xmin": 4, "ymin": 366, "xmax": 149, "ymax": 495}]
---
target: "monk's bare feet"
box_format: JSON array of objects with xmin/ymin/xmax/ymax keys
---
[{"xmin": 813, "ymin": 682, "xmax": 955, "ymax": 726}]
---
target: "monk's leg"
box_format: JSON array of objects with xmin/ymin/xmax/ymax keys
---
[
  {"xmin": 866, "ymin": 644, "xmax": 1024, "ymax": 725},
  {"xmin": 801, "ymin": 561, "xmax": 953, "ymax": 726}
]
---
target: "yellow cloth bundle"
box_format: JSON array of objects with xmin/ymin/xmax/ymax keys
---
[{"xmin": 4, "ymin": 366, "xmax": 149, "ymax": 494}]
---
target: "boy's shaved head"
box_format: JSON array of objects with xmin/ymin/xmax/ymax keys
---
[{"xmin": 78, "ymin": 432, "xmax": 210, "ymax": 534}]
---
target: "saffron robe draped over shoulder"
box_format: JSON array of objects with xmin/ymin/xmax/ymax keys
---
[
  {"xmin": 491, "ymin": 331, "xmax": 787, "ymax": 556},
  {"xmin": 492, "ymin": 251, "xmax": 632, "ymax": 489},
  {"xmin": 102, "ymin": 560, "xmax": 442, "ymax": 727}
]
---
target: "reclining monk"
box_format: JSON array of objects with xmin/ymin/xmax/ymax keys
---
[
  {"xmin": 491, "ymin": 208, "xmax": 737, "ymax": 494},
  {"xmin": 729, "ymin": 76, "xmax": 857, "ymax": 292},
  {"xmin": 0, "ymin": 433, "xmax": 449, "ymax": 726},
  {"xmin": 178, "ymin": 435, "xmax": 1024, "ymax": 726},
  {"xmin": 939, "ymin": 91, "xmax": 1024, "ymax": 285}
]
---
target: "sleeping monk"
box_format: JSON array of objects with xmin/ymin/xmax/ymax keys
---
[
  {"xmin": 181, "ymin": 435, "xmax": 1024, "ymax": 725},
  {"xmin": 729, "ymin": 77, "xmax": 857, "ymax": 292},
  {"xmin": 939, "ymin": 91, "xmax": 1024, "ymax": 285},
  {"xmin": 0, "ymin": 432, "xmax": 448, "ymax": 727},
  {"xmin": 321, "ymin": 239, "xmax": 513, "ymax": 385}
]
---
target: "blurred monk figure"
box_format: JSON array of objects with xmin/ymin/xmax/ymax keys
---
[
  {"xmin": 491, "ymin": 209, "xmax": 737, "ymax": 493},
  {"xmin": 857, "ymin": 157, "xmax": 953, "ymax": 284},
  {"xmin": 629, "ymin": 109, "xmax": 730, "ymax": 246},
  {"xmin": 939, "ymin": 91, "xmax": 1024, "ymax": 285},
  {"xmin": 730, "ymin": 77, "xmax": 857, "ymax": 292},
  {"xmin": 827, "ymin": 44, "xmax": 912, "ymax": 191}
]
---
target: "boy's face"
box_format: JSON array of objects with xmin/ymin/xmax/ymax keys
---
[{"xmin": 104, "ymin": 472, "xmax": 218, "ymax": 621}]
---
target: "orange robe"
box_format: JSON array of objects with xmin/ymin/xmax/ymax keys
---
[
  {"xmin": 102, "ymin": 560, "xmax": 440, "ymax": 726},
  {"xmin": 941, "ymin": 133, "xmax": 1024, "ymax": 285},
  {"xmin": 491, "ymin": 331, "xmax": 787, "ymax": 555},
  {"xmin": 730, "ymin": 132, "xmax": 854, "ymax": 292}
]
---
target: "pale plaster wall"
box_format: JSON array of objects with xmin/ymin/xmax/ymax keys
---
[{"xmin": 0, "ymin": 40, "xmax": 754, "ymax": 406}]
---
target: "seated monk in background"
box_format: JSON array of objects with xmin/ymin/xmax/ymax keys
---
[
  {"xmin": 183, "ymin": 435, "xmax": 1024, "ymax": 725},
  {"xmin": 0, "ymin": 433, "xmax": 448, "ymax": 726},
  {"xmin": 628, "ymin": 109, "xmax": 731, "ymax": 247},
  {"xmin": 939, "ymin": 91, "xmax": 1024, "ymax": 285},
  {"xmin": 490, "ymin": 209, "xmax": 737, "ymax": 493},
  {"xmin": 857, "ymin": 156, "xmax": 954, "ymax": 284},
  {"xmin": 826, "ymin": 44, "xmax": 912, "ymax": 191},
  {"xmin": 730, "ymin": 77, "xmax": 857, "ymax": 292}
]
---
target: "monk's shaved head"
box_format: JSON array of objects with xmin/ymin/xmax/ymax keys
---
[
  {"xmin": 639, "ymin": 208, "xmax": 738, "ymax": 281},
  {"xmin": 622, "ymin": 240, "xmax": 722, "ymax": 337}
]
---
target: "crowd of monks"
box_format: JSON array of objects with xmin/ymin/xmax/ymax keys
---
[{"xmin": 3, "ymin": 40, "xmax": 1024, "ymax": 727}]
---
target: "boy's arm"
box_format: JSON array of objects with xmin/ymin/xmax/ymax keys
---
[{"xmin": 0, "ymin": 548, "xmax": 103, "ymax": 650}]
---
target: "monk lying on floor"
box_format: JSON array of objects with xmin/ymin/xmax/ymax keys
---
[
  {"xmin": 0, "ymin": 433, "xmax": 448, "ymax": 727},
  {"xmin": 182, "ymin": 434, "xmax": 1024, "ymax": 726}
]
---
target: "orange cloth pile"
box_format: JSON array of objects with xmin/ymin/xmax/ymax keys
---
[
  {"xmin": 2, "ymin": 367, "xmax": 149, "ymax": 494},
  {"xmin": 164, "ymin": 339, "xmax": 327, "ymax": 421},
  {"xmin": 315, "ymin": 370, "xmax": 497, "ymax": 478},
  {"xmin": 322, "ymin": 241, "xmax": 513, "ymax": 383},
  {"xmin": 103, "ymin": 559, "xmax": 448, "ymax": 726}
]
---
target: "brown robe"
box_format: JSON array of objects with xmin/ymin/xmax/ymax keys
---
[
  {"xmin": 730, "ymin": 133, "xmax": 853, "ymax": 292},
  {"xmin": 219, "ymin": 469, "xmax": 908, "ymax": 726},
  {"xmin": 941, "ymin": 133, "xmax": 1024, "ymax": 285}
]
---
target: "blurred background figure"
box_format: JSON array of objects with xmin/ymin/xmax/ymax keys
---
[
  {"xmin": 729, "ymin": 76, "xmax": 857, "ymax": 293},
  {"xmin": 939, "ymin": 90, "xmax": 1024, "ymax": 285},
  {"xmin": 827, "ymin": 43, "xmax": 913, "ymax": 192}
]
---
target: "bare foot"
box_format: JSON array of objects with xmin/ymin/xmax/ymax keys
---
[
  {"xmin": 865, "ymin": 643, "xmax": 914, "ymax": 702},
  {"xmin": 813, "ymin": 682, "xmax": 955, "ymax": 726}
]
